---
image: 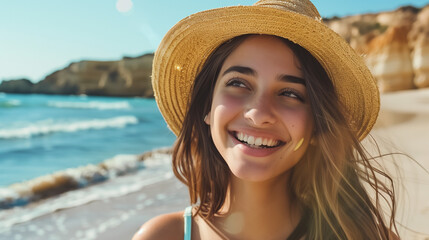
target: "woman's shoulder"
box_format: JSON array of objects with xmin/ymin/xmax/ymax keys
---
[{"xmin": 132, "ymin": 211, "xmax": 184, "ymax": 240}]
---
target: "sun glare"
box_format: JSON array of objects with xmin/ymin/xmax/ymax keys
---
[{"xmin": 116, "ymin": 0, "xmax": 133, "ymax": 13}]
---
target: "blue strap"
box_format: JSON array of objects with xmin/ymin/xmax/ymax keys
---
[{"xmin": 183, "ymin": 206, "xmax": 192, "ymax": 240}]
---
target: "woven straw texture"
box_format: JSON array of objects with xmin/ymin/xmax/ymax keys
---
[{"xmin": 152, "ymin": 0, "xmax": 380, "ymax": 141}]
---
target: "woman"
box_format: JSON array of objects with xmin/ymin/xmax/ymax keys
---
[{"xmin": 133, "ymin": 0, "xmax": 398, "ymax": 239}]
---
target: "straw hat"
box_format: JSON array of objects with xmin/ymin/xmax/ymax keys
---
[{"xmin": 152, "ymin": 0, "xmax": 380, "ymax": 141}]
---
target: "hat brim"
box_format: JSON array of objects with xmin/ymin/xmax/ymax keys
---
[{"xmin": 152, "ymin": 5, "xmax": 380, "ymax": 140}]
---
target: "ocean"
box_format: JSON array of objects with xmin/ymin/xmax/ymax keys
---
[{"xmin": 0, "ymin": 93, "xmax": 176, "ymax": 207}]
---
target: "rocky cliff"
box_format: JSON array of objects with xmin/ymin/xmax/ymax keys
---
[
  {"xmin": 2, "ymin": 4, "xmax": 429, "ymax": 96},
  {"xmin": 0, "ymin": 54, "xmax": 154, "ymax": 97},
  {"xmin": 325, "ymin": 4, "xmax": 429, "ymax": 92},
  {"xmin": 0, "ymin": 79, "xmax": 34, "ymax": 94}
]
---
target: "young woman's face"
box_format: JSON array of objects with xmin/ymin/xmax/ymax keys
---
[{"xmin": 206, "ymin": 35, "xmax": 314, "ymax": 182}]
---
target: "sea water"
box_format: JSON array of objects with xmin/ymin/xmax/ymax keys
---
[{"xmin": 0, "ymin": 93, "xmax": 176, "ymax": 206}]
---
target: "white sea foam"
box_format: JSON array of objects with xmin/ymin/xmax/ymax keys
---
[
  {"xmin": 0, "ymin": 99, "xmax": 21, "ymax": 108},
  {"xmin": 0, "ymin": 116, "xmax": 138, "ymax": 139},
  {"xmin": 6, "ymin": 100, "xmax": 21, "ymax": 106},
  {"xmin": 47, "ymin": 101, "xmax": 131, "ymax": 110},
  {"xmin": 0, "ymin": 150, "xmax": 173, "ymax": 231}
]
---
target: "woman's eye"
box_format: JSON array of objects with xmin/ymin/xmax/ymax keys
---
[
  {"xmin": 280, "ymin": 89, "xmax": 304, "ymax": 102},
  {"xmin": 226, "ymin": 79, "xmax": 247, "ymax": 88}
]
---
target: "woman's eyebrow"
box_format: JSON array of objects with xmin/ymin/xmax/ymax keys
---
[
  {"xmin": 222, "ymin": 65, "xmax": 306, "ymax": 86},
  {"xmin": 279, "ymin": 74, "xmax": 306, "ymax": 86},
  {"xmin": 222, "ymin": 66, "xmax": 255, "ymax": 76}
]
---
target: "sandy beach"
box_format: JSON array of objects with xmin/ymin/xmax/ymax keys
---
[
  {"xmin": 1, "ymin": 89, "xmax": 429, "ymax": 240},
  {"xmin": 370, "ymin": 89, "xmax": 429, "ymax": 239},
  {"xmin": 0, "ymin": 171, "xmax": 189, "ymax": 240}
]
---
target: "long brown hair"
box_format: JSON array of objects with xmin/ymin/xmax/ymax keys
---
[{"xmin": 172, "ymin": 34, "xmax": 398, "ymax": 239}]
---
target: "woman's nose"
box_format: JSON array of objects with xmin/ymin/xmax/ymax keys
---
[{"xmin": 243, "ymin": 96, "xmax": 277, "ymax": 126}]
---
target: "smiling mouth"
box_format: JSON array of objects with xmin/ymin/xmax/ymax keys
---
[{"xmin": 232, "ymin": 131, "xmax": 285, "ymax": 149}]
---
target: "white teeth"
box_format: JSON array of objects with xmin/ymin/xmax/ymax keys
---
[
  {"xmin": 262, "ymin": 138, "xmax": 268, "ymax": 146},
  {"xmin": 247, "ymin": 136, "xmax": 255, "ymax": 145},
  {"xmin": 235, "ymin": 132, "xmax": 279, "ymax": 147},
  {"xmin": 238, "ymin": 132, "xmax": 244, "ymax": 140}
]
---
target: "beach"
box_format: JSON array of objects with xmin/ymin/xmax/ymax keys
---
[
  {"xmin": 370, "ymin": 89, "xmax": 429, "ymax": 239},
  {"xmin": 1, "ymin": 89, "xmax": 429, "ymax": 240},
  {"xmin": 2, "ymin": 177, "xmax": 188, "ymax": 240},
  {"xmin": 0, "ymin": 151, "xmax": 189, "ymax": 240}
]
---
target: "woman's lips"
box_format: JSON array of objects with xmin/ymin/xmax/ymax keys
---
[
  {"xmin": 229, "ymin": 131, "xmax": 286, "ymax": 157},
  {"xmin": 233, "ymin": 131, "xmax": 283, "ymax": 148}
]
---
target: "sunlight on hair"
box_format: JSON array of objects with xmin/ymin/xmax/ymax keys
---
[{"xmin": 116, "ymin": 0, "xmax": 133, "ymax": 13}]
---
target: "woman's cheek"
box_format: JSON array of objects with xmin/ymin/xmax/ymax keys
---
[
  {"xmin": 279, "ymin": 106, "xmax": 313, "ymax": 130},
  {"xmin": 213, "ymin": 92, "xmax": 247, "ymax": 111}
]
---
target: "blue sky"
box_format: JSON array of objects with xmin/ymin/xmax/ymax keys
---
[{"xmin": 1, "ymin": 0, "xmax": 428, "ymax": 83}]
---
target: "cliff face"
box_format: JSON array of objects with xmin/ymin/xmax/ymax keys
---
[
  {"xmin": 0, "ymin": 54, "xmax": 154, "ymax": 97},
  {"xmin": 0, "ymin": 79, "xmax": 34, "ymax": 94},
  {"xmin": 325, "ymin": 4, "xmax": 429, "ymax": 92},
  {"xmin": 410, "ymin": 6, "xmax": 429, "ymax": 88}
]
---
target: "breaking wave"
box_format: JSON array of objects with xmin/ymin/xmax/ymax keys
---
[
  {"xmin": 0, "ymin": 148, "xmax": 172, "ymax": 210},
  {"xmin": 0, "ymin": 116, "xmax": 138, "ymax": 139},
  {"xmin": 0, "ymin": 99, "xmax": 21, "ymax": 108},
  {"xmin": 47, "ymin": 101, "xmax": 131, "ymax": 110}
]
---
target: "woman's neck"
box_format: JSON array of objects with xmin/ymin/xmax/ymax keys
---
[{"xmin": 214, "ymin": 172, "xmax": 301, "ymax": 240}]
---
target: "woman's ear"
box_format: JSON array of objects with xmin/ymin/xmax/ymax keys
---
[{"xmin": 204, "ymin": 112, "xmax": 211, "ymax": 125}]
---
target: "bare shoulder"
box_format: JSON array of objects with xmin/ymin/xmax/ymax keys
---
[{"xmin": 132, "ymin": 211, "xmax": 184, "ymax": 240}]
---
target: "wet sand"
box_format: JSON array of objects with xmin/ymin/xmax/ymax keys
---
[
  {"xmin": 1, "ymin": 174, "xmax": 189, "ymax": 240},
  {"xmin": 1, "ymin": 89, "xmax": 429, "ymax": 240}
]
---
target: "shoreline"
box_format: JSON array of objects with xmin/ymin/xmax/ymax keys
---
[
  {"xmin": 0, "ymin": 148, "xmax": 172, "ymax": 209},
  {"xmin": 1, "ymin": 174, "xmax": 188, "ymax": 240}
]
